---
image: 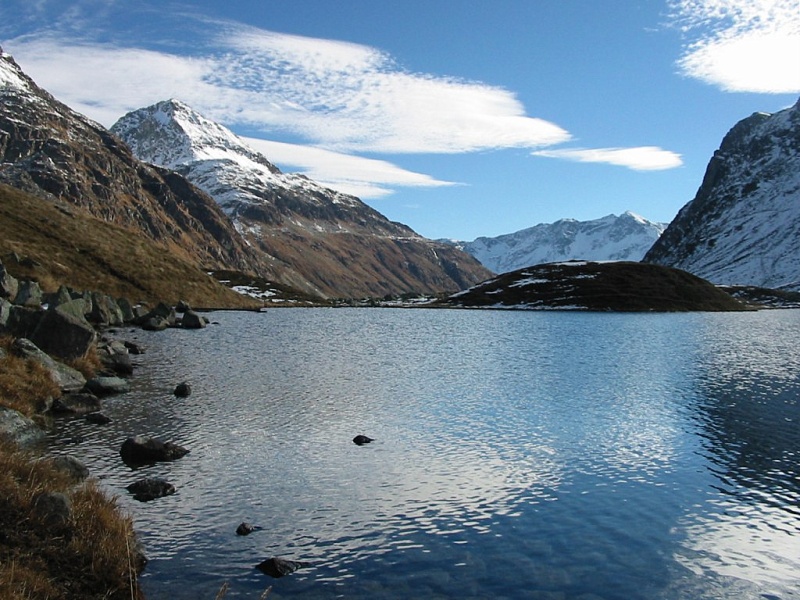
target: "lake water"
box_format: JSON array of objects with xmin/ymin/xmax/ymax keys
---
[{"xmin": 47, "ymin": 308, "xmax": 800, "ymax": 599}]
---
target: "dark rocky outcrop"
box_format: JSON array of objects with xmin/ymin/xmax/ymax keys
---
[
  {"xmin": 441, "ymin": 261, "xmax": 749, "ymax": 312},
  {"xmin": 256, "ymin": 557, "xmax": 309, "ymax": 578},
  {"xmin": 126, "ymin": 478, "xmax": 176, "ymax": 502},
  {"xmin": 120, "ymin": 435, "xmax": 189, "ymax": 466}
]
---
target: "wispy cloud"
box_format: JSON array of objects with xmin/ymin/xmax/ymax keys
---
[
  {"xmin": 243, "ymin": 137, "xmax": 458, "ymax": 199},
  {"xmin": 669, "ymin": 0, "xmax": 800, "ymax": 93},
  {"xmin": 532, "ymin": 147, "xmax": 683, "ymax": 171}
]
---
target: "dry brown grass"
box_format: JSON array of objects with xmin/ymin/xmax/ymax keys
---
[
  {"xmin": 67, "ymin": 344, "xmax": 101, "ymax": 380},
  {"xmin": 0, "ymin": 183, "xmax": 260, "ymax": 309},
  {"xmin": 0, "ymin": 440, "xmax": 143, "ymax": 600},
  {"xmin": 0, "ymin": 336, "xmax": 61, "ymax": 417}
]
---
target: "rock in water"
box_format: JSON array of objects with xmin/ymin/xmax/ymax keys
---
[
  {"xmin": 126, "ymin": 478, "xmax": 176, "ymax": 502},
  {"xmin": 120, "ymin": 435, "xmax": 189, "ymax": 466},
  {"xmin": 353, "ymin": 434, "xmax": 374, "ymax": 446},
  {"xmin": 174, "ymin": 381, "xmax": 191, "ymax": 397},
  {"xmin": 236, "ymin": 522, "xmax": 263, "ymax": 536},
  {"xmin": 256, "ymin": 557, "xmax": 308, "ymax": 578}
]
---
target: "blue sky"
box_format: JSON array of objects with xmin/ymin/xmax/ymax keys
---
[{"xmin": 1, "ymin": 0, "xmax": 798, "ymax": 240}]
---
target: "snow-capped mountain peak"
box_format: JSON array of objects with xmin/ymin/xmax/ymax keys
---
[
  {"xmin": 452, "ymin": 211, "xmax": 667, "ymax": 274},
  {"xmin": 112, "ymin": 100, "xmax": 362, "ymax": 211}
]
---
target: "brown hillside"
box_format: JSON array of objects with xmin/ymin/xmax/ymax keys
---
[{"xmin": 0, "ymin": 184, "xmax": 259, "ymax": 309}]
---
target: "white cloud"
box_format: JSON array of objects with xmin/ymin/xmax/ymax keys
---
[
  {"xmin": 669, "ymin": 0, "xmax": 800, "ymax": 93},
  {"xmin": 532, "ymin": 147, "xmax": 683, "ymax": 171},
  {"xmin": 243, "ymin": 137, "xmax": 458, "ymax": 199}
]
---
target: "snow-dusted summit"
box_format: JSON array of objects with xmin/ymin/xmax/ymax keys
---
[
  {"xmin": 111, "ymin": 100, "xmax": 490, "ymax": 298},
  {"xmin": 645, "ymin": 99, "xmax": 800, "ymax": 291},
  {"xmin": 450, "ymin": 212, "xmax": 667, "ymax": 274}
]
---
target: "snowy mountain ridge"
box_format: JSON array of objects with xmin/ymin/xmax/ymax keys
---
[
  {"xmin": 450, "ymin": 211, "xmax": 667, "ymax": 274},
  {"xmin": 112, "ymin": 99, "xmax": 365, "ymax": 216},
  {"xmin": 644, "ymin": 99, "xmax": 800, "ymax": 291}
]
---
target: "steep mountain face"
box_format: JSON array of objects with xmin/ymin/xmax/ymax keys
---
[
  {"xmin": 111, "ymin": 100, "xmax": 491, "ymax": 298},
  {"xmin": 450, "ymin": 212, "xmax": 666, "ymax": 274},
  {"xmin": 0, "ymin": 48, "xmax": 261, "ymax": 275},
  {"xmin": 644, "ymin": 99, "xmax": 800, "ymax": 290}
]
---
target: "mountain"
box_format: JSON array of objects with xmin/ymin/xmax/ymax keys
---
[
  {"xmin": 644, "ymin": 99, "xmax": 800, "ymax": 291},
  {"xmin": 111, "ymin": 100, "xmax": 491, "ymax": 299},
  {"xmin": 449, "ymin": 212, "xmax": 666, "ymax": 274},
  {"xmin": 0, "ymin": 48, "xmax": 263, "ymax": 278},
  {"xmin": 439, "ymin": 261, "xmax": 747, "ymax": 312}
]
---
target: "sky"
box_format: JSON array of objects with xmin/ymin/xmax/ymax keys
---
[{"xmin": 1, "ymin": 1, "xmax": 798, "ymax": 241}]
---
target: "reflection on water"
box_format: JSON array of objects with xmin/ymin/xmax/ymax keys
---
[{"xmin": 46, "ymin": 308, "xmax": 800, "ymax": 599}]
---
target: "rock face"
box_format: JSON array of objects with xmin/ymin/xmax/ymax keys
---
[
  {"xmin": 644, "ymin": 99, "xmax": 800, "ymax": 290},
  {"xmin": 451, "ymin": 212, "xmax": 667, "ymax": 274},
  {"xmin": 442, "ymin": 261, "xmax": 748, "ymax": 312},
  {"xmin": 111, "ymin": 100, "xmax": 492, "ymax": 298},
  {"xmin": 0, "ymin": 48, "xmax": 262, "ymax": 275}
]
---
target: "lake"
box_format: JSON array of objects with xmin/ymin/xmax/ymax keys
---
[{"xmin": 46, "ymin": 308, "xmax": 800, "ymax": 599}]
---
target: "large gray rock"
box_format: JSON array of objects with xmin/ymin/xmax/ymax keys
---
[
  {"xmin": 135, "ymin": 302, "xmax": 176, "ymax": 330},
  {"xmin": 49, "ymin": 455, "xmax": 90, "ymax": 483},
  {"xmin": 29, "ymin": 306, "xmax": 97, "ymax": 362},
  {"xmin": 0, "ymin": 406, "xmax": 45, "ymax": 447},
  {"xmin": 0, "ymin": 298, "xmax": 11, "ymax": 329},
  {"xmin": 97, "ymin": 339, "xmax": 133, "ymax": 375},
  {"xmin": 87, "ymin": 292, "xmax": 124, "ymax": 326},
  {"xmin": 0, "ymin": 263, "xmax": 19, "ymax": 300},
  {"xmin": 116, "ymin": 297, "xmax": 136, "ymax": 323},
  {"xmin": 256, "ymin": 557, "xmax": 310, "ymax": 578},
  {"xmin": 11, "ymin": 338, "xmax": 86, "ymax": 393},
  {"xmin": 50, "ymin": 392, "xmax": 102, "ymax": 415},
  {"xmin": 84, "ymin": 376, "xmax": 130, "ymax": 396},
  {"xmin": 3, "ymin": 305, "xmax": 43, "ymax": 338},
  {"xmin": 13, "ymin": 280, "xmax": 43, "ymax": 308},
  {"xmin": 180, "ymin": 309, "xmax": 206, "ymax": 329}
]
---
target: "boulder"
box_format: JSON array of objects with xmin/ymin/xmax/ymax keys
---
[
  {"xmin": 0, "ymin": 298, "xmax": 11, "ymax": 329},
  {"xmin": 50, "ymin": 297, "xmax": 91, "ymax": 322},
  {"xmin": 46, "ymin": 285, "xmax": 73, "ymax": 308},
  {"xmin": 123, "ymin": 340, "xmax": 145, "ymax": 355},
  {"xmin": 85, "ymin": 411, "xmax": 112, "ymax": 425},
  {"xmin": 32, "ymin": 491, "xmax": 72, "ymax": 527},
  {"xmin": 13, "ymin": 280, "xmax": 43, "ymax": 308},
  {"xmin": 97, "ymin": 340, "xmax": 133, "ymax": 375},
  {"xmin": 84, "ymin": 376, "xmax": 130, "ymax": 396},
  {"xmin": 49, "ymin": 455, "xmax": 89, "ymax": 483},
  {"xmin": 256, "ymin": 557, "xmax": 309, "ymax": 578},
  {"xmin": 175, "ymin": 300, "xmax": 192, "ymax": 313},
  {"xmin": 87, "ymin": 292, "xmax": 124, "ymax": 326},
  {"xmin": 135, "ymin": 302, "xmax": 176, "ymax": 329},
  {"xmin": 116, "ymin": 297, "xmax": 136, "ymax": 323},
  {"xmin": 0, "ymin": 262, "xmax": 19, "ymax": 300},
  {"xmin": 11, "ymin": 338, "xmax": 86, "ymax": 393},
  {"xmin": 29, "ymin": 306, "xmax": 97, "ymax": 362},
  {"xmin": 3, "ymin": 305, "xmax": 43, "ymax": 338},
  {"xmin": 0, "ymin": 406, "xmax": 46, "ymax": 447},
  {"xmin": 236, "ymin": 522, "xmax": 263, "ymax": 536},
  {"xmin": 173, "ymin": 381, "xmax": 191, "ymax": 397},
  {"xmin": 126, "ymin": 477, "xmax": 176, "ymax": 502},
  {"xmin": 180, "ymin": 309, "xmax": 206, "ymax": 329},
  {"xmin": 353, "ymin": 435, "xmax": 374, "ymax": 446},
  {"xmin": 120, "ymin": 435, "xmax": 189, "ymax": 466},
  {"xmin": 50, "ymin": 392, "xmax": 102, "ymax": 415}
]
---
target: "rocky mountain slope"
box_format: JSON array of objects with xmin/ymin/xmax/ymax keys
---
[
  {"xmin": 448, "ymin": 212, "xmax": 666, "ymax": 274},
  {"xmin": 644, "ymin": 99, "xmax": 800, "ymax": 291},
  {"xmin": 0, "ymin": 47, "xmax": 262, "ymax": 278},
  {"xmin": 440, "ymin": 261, "xmax": 747, "ymax": 312},
  {"xmin": 111, "ymin": 100, "xmax": 491, "ymax": 299}
]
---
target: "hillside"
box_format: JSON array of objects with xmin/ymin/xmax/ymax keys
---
[
  {"xmin": 644, "ymin": 99, "xmax": 800, "ymax": 290},
  {"xmin": 111, "ymin": 100, "xmax": 492, "ymax": 299},
  {"xmin": 0, "ymin": 183, "xmax": 259, "ymax": 308},
  {"xmin": 450, "ymin": 212, "xmax": 666, "ymax": 273},
  {"xmin": 440, "ymin": 261, "xmax": 748, "ymax": 312}
]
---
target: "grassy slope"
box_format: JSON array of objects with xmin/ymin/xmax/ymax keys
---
[{"xmin": 0, "ymin": 184, "xmax": 259, "ymax": 309}]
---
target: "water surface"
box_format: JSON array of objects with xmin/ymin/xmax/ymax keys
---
[{"xmin": 48, "ymin": 308, "xmax": 800, "ymax": 599}]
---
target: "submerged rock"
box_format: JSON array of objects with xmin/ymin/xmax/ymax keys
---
[
  {"xmin": 236, "ymin": 522, "xmax": 263, "ymax": 536},
  {"xmin": 84, "ymin": 376, "xmax": 130, "ymax": 396},
  {"xmin": 173, "ymin": 381, "xmax": 191, "ymax": 397},
  {"xmin": 256, "ymin": 557, "xmax": 309, "ymax": 578},
  {"xmin": 120, "ymin": 435, "xmax": 189, "ymax": 466}
]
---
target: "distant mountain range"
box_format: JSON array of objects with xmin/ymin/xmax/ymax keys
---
[
  {"xmin": 111, "ymin": 100, "xmax": 490, "ymax": 298},
  {"xmin": 645, "ymin": 99, "xmax": 800, "ymax": 291},
  {"xmin": 446, "ymin": 212, "xmax": 667, "ymax": 274}
]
